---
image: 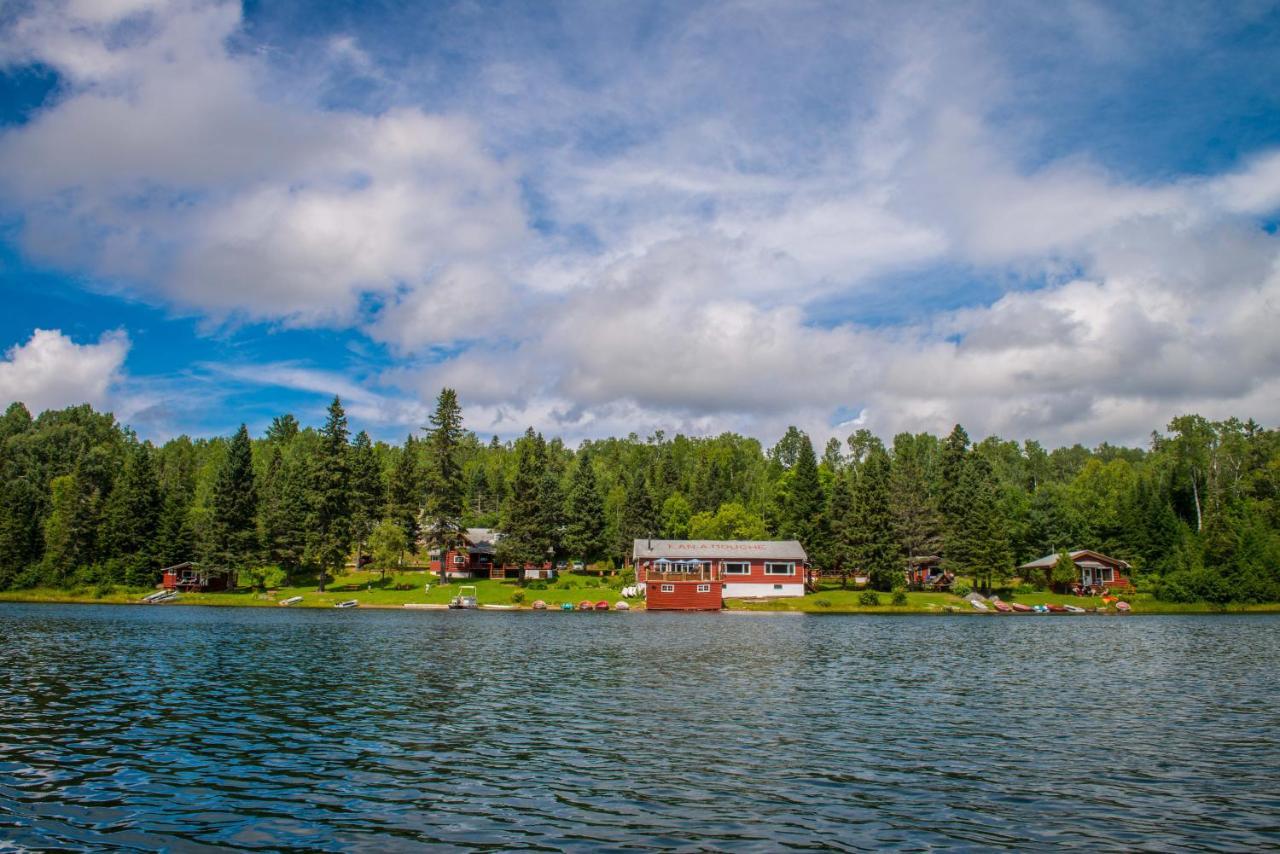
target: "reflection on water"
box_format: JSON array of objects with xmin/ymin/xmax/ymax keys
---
[{"xmin": 2, "ymin": 604, "xmax": 1278, "ymax": 850}]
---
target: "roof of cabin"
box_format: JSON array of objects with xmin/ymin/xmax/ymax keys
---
[
  {"xmin": 1018, "ymin": 549, "xmax": 1130, "ymax": 570},
  {"xmin": 632, "ymin": 539, "xmax": 808, "ymax": 561}
]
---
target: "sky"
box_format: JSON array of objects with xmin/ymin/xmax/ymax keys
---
[{"xmin": 1, "ymin": 0, "xmax": 1279, "ymax": 449}]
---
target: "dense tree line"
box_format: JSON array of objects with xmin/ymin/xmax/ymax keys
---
[{"xmin": 0, "ymin": 394, "xmax": 1277, "ymax": 603}]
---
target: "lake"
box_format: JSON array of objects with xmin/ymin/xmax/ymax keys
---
[{"xmin": 1, "ymin": 604, "xmax": 1278, "ymax": 850}]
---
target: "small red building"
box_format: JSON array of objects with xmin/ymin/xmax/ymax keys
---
[
  {"xmin": 1017, "ymin": 549, "xmax": 1134, "ymax": 592},
  {"xmin": 428, "ymin": 528, "xmax": 556, "ymax": 580},
  {"xmin": 642, "ymin": 558, "xmax": 724, "ymax": 611},
  {"xmin": 161, "ymin": 562, "xmax": 233, "ymax": 592},
  {"xmin": 633, "ymin": 539, "xmax": 809, "ymax": 608}
]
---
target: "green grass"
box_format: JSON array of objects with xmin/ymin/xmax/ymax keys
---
[
  {"xmin": 0, "ymin": 570, "xmax": 638, "ymax": 610},
  {"xmin": 5, "ymin": 575, "xmax": 1280, "ymax": 615}
]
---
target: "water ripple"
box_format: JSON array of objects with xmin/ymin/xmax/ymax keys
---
[{"xmin": 2, "ymin": 605, "xmax": 1279, "ymax": 850}]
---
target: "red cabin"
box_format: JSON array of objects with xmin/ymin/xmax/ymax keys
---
[
  {"xmin": 428, "ymin": 528, "xmax": 557, "ymax": 580},
  {"xmin": 633, "ymin": 540, "xmax": 808, "ymax": 604},
  {"xmin": 1017, "ymin": 550, "xmax": 1134, "ymax": 592},
  {"xmin": 160, "ymin": 562, "xmax": 233, "ymax": 592},
  {"xmin": 642, "ymin": 558, "xmax": 723, "ymax": 611}
]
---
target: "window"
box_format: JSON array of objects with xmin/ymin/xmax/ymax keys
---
[
  {"xmin": 723, "ymin": 562, "xmax": 750, "ymax": 575},
  {"xmin": 1100, "ymin": 567, "xmax": 1115, "ymax": 582},
  {"xmin": 453, "ymin": 554, "xmax": 466, "ymax": 565},
  {"xmin": 773, "ymin": 584, "xmax": 783, "ymax": 590},
  {"xmin": 660, "ymin": 584, "xmax": 674, "ymax": 593},
  {"xmin": 697, "ymin": 584, "xmax": 711, "ymax": 593},
  {"xmin": 764, "ymin": 562, "xmax": 793, "ymax": 575}
]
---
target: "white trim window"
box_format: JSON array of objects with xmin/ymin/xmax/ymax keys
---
[
  {"xmin": 723, "ymin": 561, "xmax": 750, "ymax": 575},
  {"xmin": 452, "ymin": 554, "xmax": 466, "ymax": 565},
  {"xmin": 696, "ymin": 584, "xmax": 711, "ymax": 593},
  {"xmin": 660, "ymin": 584, "xmax": 674, "ymax": 593},
  {"xmin": 764, "ymin": 562, "xmax": 794, "ymax": 576}
]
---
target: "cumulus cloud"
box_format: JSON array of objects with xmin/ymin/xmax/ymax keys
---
[
  {"xmin": 0, "ymin": 0, "xmax": 526, "ymax": 330},
  {"xmin": 4, "ymin": 1, "xmax": 1280, "ymax": 447},
  {"xmin": 0, "ymin": 329, "xmax": 130, "ymax": 415}
]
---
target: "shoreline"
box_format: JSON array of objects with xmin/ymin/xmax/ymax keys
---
[{"xmin": 2, "ymin": 590, "xmax": 1277, "ymax": 616}]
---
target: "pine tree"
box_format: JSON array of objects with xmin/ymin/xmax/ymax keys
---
[
  {"xmin": 42, "ymin": 472, "xmax": 96, "ymax": 585},
  {"xmin": 946, "ymin": 454, "xmax": 1012, "ymax": 592},
  {"xmin": 101, "ymin": 440, "xmax": 162, "ymax": 586},
  {"xmin": 305, "ymin": 398, "xmax": 351, "ymax": 591},
  {"xmin": 422, "ymin": 389, "xmax": 466, "ymax": 579},
  {"xmin": 259, "ymin": 444, "xmax": 307, "ymax": 575},
  {"xmin": 386, "ymin": 434, "xmax": 422, "ymax": 556},
  {"xmin": 265, "ymin": 413, "xmax": 299, "ymax": 444},
  {"xmin": 207, "ymin": 424, "xmax": 259, "ymax": 573},
  {"xmin": 852, "ymin": 447, "xmax": 901, "ymax": 591},
  {"xmin": 500, "ymin": 429, "xmax": 551, "ymax": 567},
  {"xmin": 348, "ymin": 430, "xmax": 383, "ymax": 571},
  {"xmin": 890, "ymin": 434, "xmax": 944, "ymax": 561},
  {"xmin": 618, "ymin": 470, "xmax": 659, "ymax": 560},
  {"xmin": 563, "ymin": 449, "xmax": 607, "ymax": 562},
  {"xmin": 939, "ymin": 424, "xmax": 971, "ymax": 527},
  {"xmin": 823, "ymin": 468, "xmax": 856, "ymax": 587},
  {"xmin": 781, "ymin": 431, "xmax": 823, "ymax": 547}
]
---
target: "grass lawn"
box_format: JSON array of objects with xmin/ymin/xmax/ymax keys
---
[{"xmin": 0, "ymin": 570, "xmax": 639, "ymax": 610}]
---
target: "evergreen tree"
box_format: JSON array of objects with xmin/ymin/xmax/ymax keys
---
[
  {"xmin": 101, "ymin": 440, "xmax": 162, "ymax": 586},
  {"xmin": 265, "ymin": 413, "xmax": 300, "ymax": 444},
  {"xmin": 421, "ymin": 389, "xmax": 466, "ymax": 579},
  {"xmin": 946, "ymin": 454, "xmax": 1013, "ymax": 592},
  {"xmin": 660, "ymin": 493, "xmax": 692, "ymax": 539},
  {"xmin": 1051, "ymin": 550, "xmax": 1077, "ymax": 590},
  {"xmin": 823, "ymin": 468, "xmax": 857, "ymax": 587},
  {"xmin": 779, "ymin": 431, "xmax": 823, "ymax": 547},
  {"xmin": 207, "ymin": 424, "xmax": 259, "ymax": 573},
  {"xmin": 889, "ymin": 433, "xmax": 944, "ymax": 561},
  {"xmin": 563, "ymin": 449, "xmax": 607, "ymax": 562},
  {"xmin": 305, "ymin": 398, "xmax": 351, "ymax": 591},
  {"xmin": 259, "ymin": 444, "xmax": 307, "ymax": 575},
  {"xmin": 938, "ymin": 424, "xmax": 971, "ymax": 527},
  {"xmin": 851, "ymin": 447, "xmax": 901, "ymax": 591},
  {"xmin": 41, "ymin": 472, "xmax": 96, "ymax": 585},
  {"xmin": 500, "ymin": 428, "xmax": 551, "ymax": 567},
  {"xmin": 385, "ymin": 434, "xmax": 422, "ymax": 556},
  {"xmin": 348, "ymin": 430, "xmax": 383, "ymax": 570},
  {"xmin": 617, "ymin": 470, "xmax": 659, "ymax": 560}
]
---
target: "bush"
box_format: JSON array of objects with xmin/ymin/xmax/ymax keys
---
[
  {"xmin": 527, "ymin": 580, "xmax": 548, "ymax": 591},
  {"xmin": 814, "ymin": 598, "xmax": 832, "ymax": 608},
  {"xmin": 891, "ymin": 590, "xmax": 908, "ymax": 606},
  {"xmin": 952, "ymin": 582, "xmax": 972, "ymax": 598},
  {"xmin": 93, "ymin": 581, "xmax": 112, "ymax": 599},
  {"xmin": 511, "ymin": 590, "xmax": 526, "ymax": 604},
  {"xmin": 858, "ymin": 591, "xmax": 881, "ymax": 606}
]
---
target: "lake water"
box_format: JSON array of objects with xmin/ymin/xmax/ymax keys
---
[{"xmin": 1, "ymin": 604, "xmax": 1278, "ymax": 851}]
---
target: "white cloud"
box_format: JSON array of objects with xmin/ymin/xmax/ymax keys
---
[{"xmin": 0, "ymin": 329, "xmax": 130, "ymax": 415}]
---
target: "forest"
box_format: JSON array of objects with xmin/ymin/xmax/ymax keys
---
[{"xmin": 0, "ymin": 390, "xmax": 1277, "ymax": 604}]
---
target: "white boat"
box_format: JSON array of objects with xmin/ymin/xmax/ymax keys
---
[
  {"xmin": 1063, "ymin": 604, "xmax": 1086, "ymax": 613},
  {"xmin": 970, "ymin": 599, "xmax": 989, "ymax": 611},
  {"xmin": 335, "ymin": 599, "xmax": 358, "ymax": 609},
  {"xmin": 615, "ymin": 601, "xmax": 631, "ymax": 611},
  {"xmin": 141, "ymin": 590, "xmax": 168, "ymax": 603},
  {"xmin": 449, "ymin": 585, "xmax": 479, "ymax": 609},
  {"xmin": 279, "ymin": 596, "xmax": 303, "ymax": 606}
]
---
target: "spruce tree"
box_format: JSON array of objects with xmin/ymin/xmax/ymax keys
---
[
  {"xmin": 946, "ymin": 454, "xmax": 1012, "ymax": 592},
  {"xmin": 102, "ymin": 440, "xmax": 162, "ymax": 586},
  {"xmin": 208, "ymin": 424, "xmax": 259, "ymax": 573},
  {"xmin": 890, "ymin": 433, "xmax": 944, "ymax": 561},
  {"xmin": 305, "ymin": 398, "xmax": 351, "ymax": 591},
  {"xmin": 618, "ymin": 470, "xmax": 659, "ymax": 560},
  {"xmin": 823, "ymin": 468, "xmax": 856, "ymax": 587},
  {"xmin": 500, "ymin": 429, "xmax": 550, "ymax": 568},
  {"xmin": 939, "ymin": 424, "xmax": 971, "ymax": 526},
  {"xmin": 260, "ymin": 444, "xmax": 307, "ymax": 575},
  {"xmin": 349, "ymin": 430, "xmax": 383, "ymax": 571},
  {"xmin": 782, "ymin": 431, "xmax": 824, "ymax": 547},
  {"xmin": 852, "ymin": 447, "xmax": 901, "ymax": 591},
  {"xmin": 564, "ymin": 449, "xmax": 607, "ymax": 562},
  {"xmin": 386, "ymin": 434, "xmax": 422, "ymax": 555},
  {"xmin": 422, "ymin": 389, "xmax": 466, "ymax": 579}
]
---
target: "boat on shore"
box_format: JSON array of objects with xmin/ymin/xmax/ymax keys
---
[
  {"xmin": 1063, "ymin": 604, "xmax": 1086, "ymax": 613},
  {"xmin": 279, "ymin": 596, "xmax": 303, "ymax": 606},
  {"xmin": 1010, "ymin": 602, "xmax": 1033, "ymax": 613},
  {"xmin": 1116, "ymin": 601, "xmax": 1132, "ymax": 612},
  {"xmin": 990, "ymin": 599, "xmax": 1013, "ymax": 612},
  {"xmin": 449, "ymin": 586, "xmax": 478, "ymax": 609},
  {"xmin": 335, "ymin": 599, "xmax": 358, "ymax": 609},
  {"xmin": 532, "ymin": 600, "xmax": 547, "ymax": 610}
]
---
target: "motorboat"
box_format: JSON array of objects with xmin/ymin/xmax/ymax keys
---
[
  {"xmin": 449, "ymin": 586, "xmax": 478, "ymax": 609},
  {"xmin": 335, "ymin": 599, "xmax": 358, "ymax": 609},
  {"xmin": 279, "ymin": 596, "xmax": 303, "ymax": 606}
]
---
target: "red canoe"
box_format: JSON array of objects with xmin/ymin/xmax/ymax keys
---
[
  {"xmin": 1047, "ymin": 604, "xmax": 1068, "ymax": 613},
  {"xmin": 992, "ymin": 600, "xmax": 1013, "ymax": 612},
  {"xmin": 1010, "ymin": 603, "xmax": 1033, "ymax": 612},
  {"xmin": 594, "ymin": 600, "xmax": 610, "ymax": 610}
]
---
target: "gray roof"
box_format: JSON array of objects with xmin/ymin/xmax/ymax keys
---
[
  {"xmin": 1018, "ymin": 549, "xmax": 1130, "ymax": 570},
  {"xmin": 632, "ymin": 539, "xmax": 807, "ymax": 561}
]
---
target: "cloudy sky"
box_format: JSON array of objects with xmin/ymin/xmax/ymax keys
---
[{"xmin": 1, "ymin": 0, "xmax": 1279, "ymax": 447}]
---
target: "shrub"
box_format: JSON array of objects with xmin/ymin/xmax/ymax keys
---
[
  {"xmin": 952, "ymin": 582, "xmax": 972, "ymax": 598},
  {"xmin": 858, "ymin": 591, "xmax": 881, "ymax": 606},
  {"xmin": 891, "ymin": 590, "xmax": 908, "ymax": 606},
  {"xmin": 527, "ymin": 580, "xmax": 548, "ymax": 591},
  {"xmin": 814, "ymin": 598, "xmax": 832, "ymax": 608},
  {"xmin": 93, "ymin": 581, "xmax": 112, "ymax": 599},
  {"xmin": 511, "ymin": 590, "xmax": 526, "ymax": 604}
]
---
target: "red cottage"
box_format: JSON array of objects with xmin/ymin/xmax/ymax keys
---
[
  {"xmin": 1017, "ymin": 549, "xmax": 1134, "ymax": 592},
  {"xmin": 161, "ymin": 562, "xmax": 233, "ymax": 592},
  {"xmin": 633, "ymin": 539, "xmax": 809, "ymax": 608},
  {"xmin": 643, "ymin": 558, "xmax": 723, "ymax": 611},
  {"xmin": 429, "ymin": 528, "xmax": 501, "ymax": 579}
]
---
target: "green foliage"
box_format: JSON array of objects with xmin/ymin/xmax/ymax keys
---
[
  {"xmin": 858, "ymin": 591, "xmax": 881, "ymax": 606},
  {"xmin": 511, "ymin": 590, "xmax": 525, "ymax": 604},
  {"xmin": 688, "ymin": 502, "xmax": 769, "ymax": 539},
  {"xmin": 563, "ymin": 449, "xmax": 607, "ymax": 561},
  {"xmin": 304, "ymin": 398, "xmax": 352, "ymax": 590},
  {"xmin": 952, "ymin": 582, "xmax": 972, "ymax": 597},
  {"xmin": 421, "ymin": 389, "xmax": 467, "ymax": 569},
  {"xmin": 891, "ymin": 590, "xmax": 908, "ymax": 606},
  {"xmin": 659, "ymin": 493, "xmax": 692, "ymax": 539},
  {"xmin": 369, "ymin": 518, "xmax": 409, "ymax": 574},
  {"xmin": 1051, "ymin": 551, "xmax": 1078, "ymax": 589},
  {"xmin": 207, "ymin": 424, "xmax": 259, "ymax": 571}
]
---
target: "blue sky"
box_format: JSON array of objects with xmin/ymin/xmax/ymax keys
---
[{"xmin": 1, "ymin": 0, "xmax": 1279, "ymax": 447}]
